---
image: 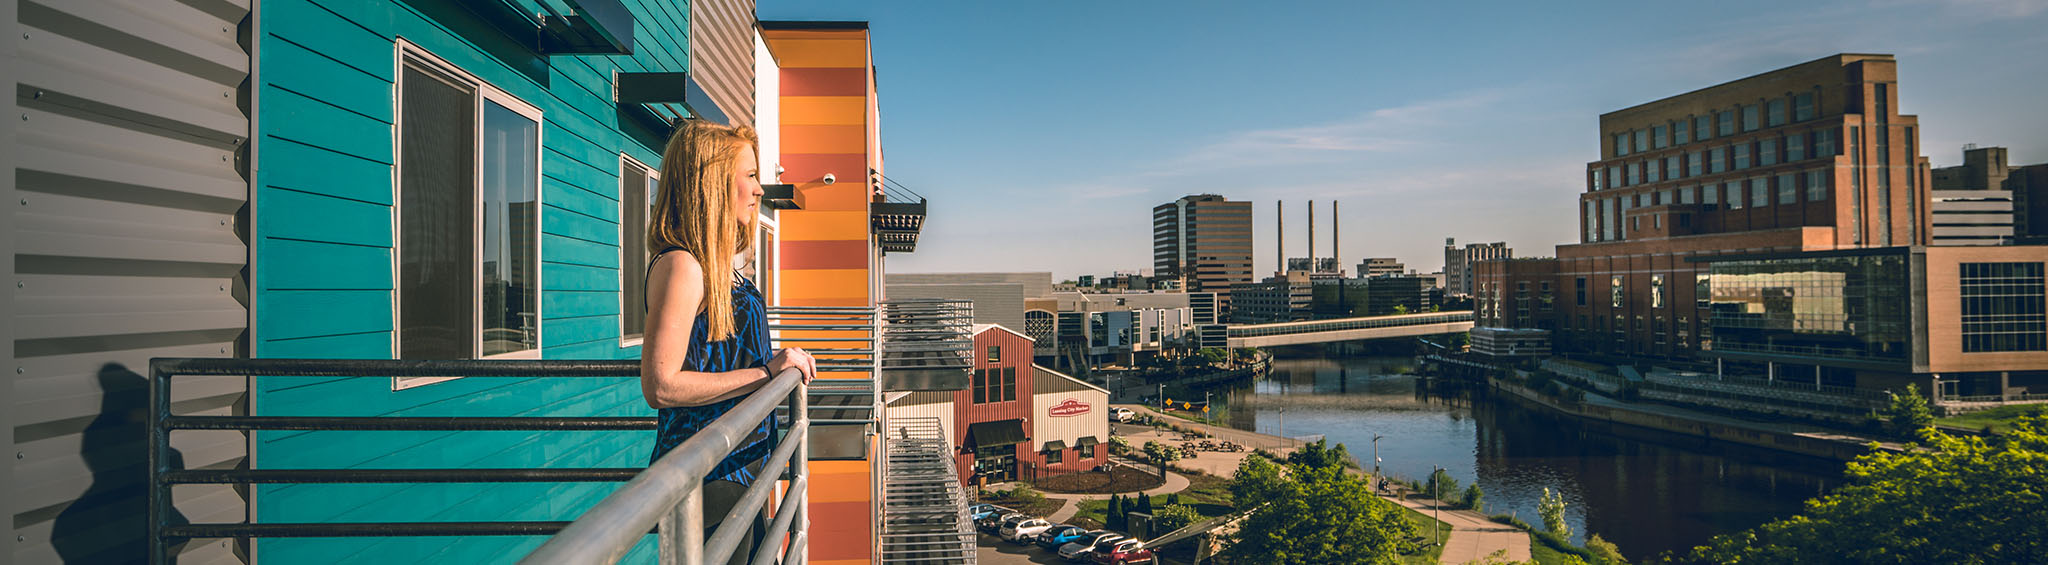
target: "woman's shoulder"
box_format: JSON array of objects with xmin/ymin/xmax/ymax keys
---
[{"xmin": 649, "ymin": 247, "xmax": 702, "ymax": 277}]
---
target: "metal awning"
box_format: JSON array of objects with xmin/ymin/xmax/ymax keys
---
[
  {"xmin": 762, "ymin": 184, "xmax": 800, "ymax": 210},
  {"xmin": 1040, "ymin": 440, "xmax": 1066, "ymax": 452},
  {"xmin": 872, "ymin": 200, "xmax": 927, "ymax": 253},
  {"xmin": 469, "ymin": 0, "xmax": 635, "ymax": 56},
  {"xmin": 967, "ymin": 420, "xmax": 1025, "ymax": 448},
  {"xmin": 613, "ymin": 72, "xmax": 729, "ymax": 127},
  {"xmin": 1074, "ymin": 436, "xmax": 1100, "ymax": 448}
]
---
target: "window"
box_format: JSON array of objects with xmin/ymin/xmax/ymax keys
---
[
  {"xmin": 1767, "ymin": 98, "xmax": 1787, "ymax": 127},
  {"xmin": 1760, "ymin": 138, "xmax": 1778, "ymax": 166},
  {"xmin": 1741, "ymin": 104, "xmax": 1760, "ymax": 131},
  {"xmin": 1044, "ymin": 445, "xmax": 1064, "ymax": 464},
  {"xmin": 1778, "ymin": 174, "xmax": 1797, "ymax": 205},
  {"xmin": 1628, "ymin": 162, "xmax": 1640, "ymax": 186},
  {"xmin": 1614, "ymin": 133, "xmax": 1630, "ymax": 157},
  {"xmin": 1674, "ymin": 120, "xmax": 1690, "ymax": 145},
  {"xmin": 1585, "ymin": 200, "xmax": 1598, "ymax": 241},
  {"xmin": 1653, "ymin": 125, "xmax": 1667, "ymax": 149},
  {"xmin": 1634, "ymin": 129, "xmax": 1648, "ymax": 153},
  {"xmin": 1659, "ymin": 189, "xmax": 1672, "ymax": 205},
  {"xmin": 1703, "ymin": 183, "xmax": 1719, "ymax": 205},
  {"xmin": 1611, "ymin": 275, "xmax": 1625, "ymax": 308},
  {"xmin": 1727, "ymin": 181, "xmax": 1743, "ymax": 209},
  {"xmin": 1787, "ymin": 132, "xmax": 1807, "ymax": 161},
  {"xmin": 988, "ymin": 344, "xmax": 1001, "ymax": 363},
  {"xmin": 1666, "ymin": 156, "xmax": 1680, "ymax": 180},
  {"xmin": 972, "ymin": 367, "xmax": 1018, "ymax": 403},
  {"xmin": 1816, "ymin": 129, "xmax": 1836, "ymax": 156},
  {"xmin": 1654, "ymin": 214, "xmax": 1662, "ymax": 230},
  {"xmin": 1734, "ymin": 143, "xmax": 1752, "ymax": 170},
  {"xmin": 396, "ymin": 46, "xmax": 543, "ymax": 388},
  {"xmin": 1718, "ymin": 110, "xmax": 1736, "ymax": 136},
  {"xmin": 1606, "ymin": 166, "xmax": 1620, "ymax": 190},
  {"xmin": 1710, "ymin": 147, "xmax": 1726, "ymax": 173},
  {"xmin": 621, "ymin": 157, "xmax": 656, "ymax": 344},
  {"xmin": 1696, "ymin": 273, "xmax": 1712, "ymax": 309},
  {"xmin": 1695, "ymin": 115, "xmax": 1713, "ymax": 141},
  {"xmin": 1751, "ymin": 177, "xmax": 1769, "ymax": 207},
  {"xmin": 1794, "ymin": 92, "xmax": 1816, "ymax": 122},
  {"xmin": 1652, "ymin": 275, "xmax": 1665, "ymax": 308},
  {"xmin": 1807, "ymin": 170, "xmax": 1829, "ymax": 201},
  {"xmin": 1646, "ymin": 160, "xmax": 1660, "ymax": 183},
  {"xmin": 1680, "ymin": 185, "xmax": 1695, "ymax": 204},
  {"xmin": 1576, "ymin": 277, "xmax": 1588, "ymax": 306},
  {"xmin": 1688, "ymin": 152, "xmax": 1703, "ymax": 177},
  {"xmin": 1002, "ymin": 367, "xmax": 1017, "ymax": 401},
  {"xmin": 972, "ymin": 369, "xmax": 988, "ymax": 403},
  {"xmin": 1960, "ymin": 262, "xmax": 2046, "ymax": 352}
]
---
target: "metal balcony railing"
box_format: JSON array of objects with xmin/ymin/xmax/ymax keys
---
[
  {"xmin": 880, "ymin": 417, "xmax": 975, "ymax": 564},
  {"xmin": 878, "ymin": 299, "xmax": 974, "ymax": 392},
  {"xmin": 144, "ymin": 358, "xmax": 807, "ymax": 565}
]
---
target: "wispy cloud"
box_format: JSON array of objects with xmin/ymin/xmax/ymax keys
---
[{"xmin": 1167, "ymin": 90, "xmax": 1506, "ymax": 171}]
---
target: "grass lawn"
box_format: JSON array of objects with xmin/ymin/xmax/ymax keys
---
[
  {"xmin": 1529, "ymin": 534, "xmax": 1575, "ymax": 565},
  {"xmin": 1936, "ymin": 403, "xmax": 2048, "ymax": 434},
  {"xmin": 977, "ymin": 490, "xmax": 1064, "ymax": 518},
  {"xmin": 1398, "ymin": 504, "xmax": 1452, "ymax": 565}
]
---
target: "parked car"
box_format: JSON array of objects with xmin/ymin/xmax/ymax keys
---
[
  {"xmin": 1059, "ymin": 532, "xmax": 1124, "ymax": 562},
  {"xmin": 1111, "ymin": 407, "xmax": 1135, "ymax": 423},
  {"xmin": 978, "ymin": 511, "xmax": 1025, "ymax": 533},
  {"xmin": 1034, "ymin": 525, "xmax": 1089, "ymax": 549},
  {"xmin": 1002, "ymin": 518, "xmax": 1053, "ymax": 543},
  {"xmin": 1093, "ymin": 539, "xmax": 1155, "ymax": 564},
  {"xmin": 969, "ymin": 503, "xmax": 1010, "ymax": 522}
]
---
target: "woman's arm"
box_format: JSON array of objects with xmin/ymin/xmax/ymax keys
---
[{"xmin": 640, "ymin": 251, "xmax": 772, "ymax": 409}]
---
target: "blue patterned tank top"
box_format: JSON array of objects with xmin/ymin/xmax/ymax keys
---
[{"xmin": 648, "ymin": 248, "xmax": 777, "ymax": 486}]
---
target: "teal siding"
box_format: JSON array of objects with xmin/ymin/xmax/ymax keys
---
[{"xmin": 252, "ymin": 0, "xmax": 693, "ymax": 560}]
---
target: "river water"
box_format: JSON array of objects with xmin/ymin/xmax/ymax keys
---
[{"xmin": 1219, "ymin": 355, "xmax": 1844, "ymax": 560}]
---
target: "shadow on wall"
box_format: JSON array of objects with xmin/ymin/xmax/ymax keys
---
[{"xmin": 52, "ymin": 363, "xmax": 191, "ymax": 563}]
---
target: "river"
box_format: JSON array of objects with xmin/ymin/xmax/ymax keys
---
[{"xmin": 1218, "ymin": 355, "xmax": 1844, "ymax": 560}]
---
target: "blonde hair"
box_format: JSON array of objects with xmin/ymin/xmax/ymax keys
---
[{"xmin": 648, "ymin": 120, "xmax": 759, "ymax": 341}]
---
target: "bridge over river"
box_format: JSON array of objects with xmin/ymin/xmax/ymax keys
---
[{"xmin": 1226, "ymin": 311, "xmax": 1473, "ymax": 348}]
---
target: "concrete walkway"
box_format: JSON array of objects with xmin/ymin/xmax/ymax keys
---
[{"xmin": 1383, "ymin": 488, "xmax": 1532, "ymax": 565}]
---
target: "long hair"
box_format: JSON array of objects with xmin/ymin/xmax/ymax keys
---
[{"xmin": 648, "ymin": 120, "xmax": 759, "ymax": 341}]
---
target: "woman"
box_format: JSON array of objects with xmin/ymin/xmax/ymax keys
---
[{"xmin": 640, "ymin": 120, "xmax": 815, "ymax": 563}]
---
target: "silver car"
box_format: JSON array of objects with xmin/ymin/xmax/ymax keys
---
[{"xmin": 1058, "ymin": 532, "xmax": 1123, "ymax": 562}]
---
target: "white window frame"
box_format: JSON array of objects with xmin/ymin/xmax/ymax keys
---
[
  {"xmin": 392, "ymin": 39, "xmax": 547, "ymax": 389},
  {"xmin": 620, "ymin": 154, "xmax": 657, "ymax": 348}
]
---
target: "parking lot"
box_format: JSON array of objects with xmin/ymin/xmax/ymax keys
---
[{"xmin": 977, "ymin": 532, "xmax": 1069, "ymax": 564}]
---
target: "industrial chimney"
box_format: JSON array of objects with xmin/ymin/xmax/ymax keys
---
[
  {"xmin": 1276, "ymin": 200, "xmax": 1284, "ymax": 276},
  {"xmin": 1332, "ymin": 200, "xmax": 1340, "ymax": 276},
  {"xmin": 1307, "ymin": 200, "xmax": 1316, "ymax": 274}
]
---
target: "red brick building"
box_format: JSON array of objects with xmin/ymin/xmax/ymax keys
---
[{"xmin": 883, "ymin": 324, "xmax": 1110, "ymax": 486}]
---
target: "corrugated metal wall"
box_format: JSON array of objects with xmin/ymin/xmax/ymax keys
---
[
  {"xmin": 690, "ymin": 0, "xmax": 756, "ymax": 126},
  {"xmin": 9, "ymin": 0, "xmax": 253, "ymax": 563}
]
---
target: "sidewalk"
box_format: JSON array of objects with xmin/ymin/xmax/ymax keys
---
[{"xmin": 1382, "ymin": 487, "xmax": 1532, "ymax": 564}]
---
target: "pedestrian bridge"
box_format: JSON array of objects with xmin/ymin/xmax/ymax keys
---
[{"xmin": 1227, "ymin": 311, "xmax": 1474, "ymax": 348}]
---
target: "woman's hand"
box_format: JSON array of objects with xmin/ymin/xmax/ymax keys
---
[{"xmin": 767, "ymin": 347, "xmax": 817, "ymax": 385}]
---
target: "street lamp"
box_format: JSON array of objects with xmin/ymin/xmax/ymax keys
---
[
  {"xmin": 1372, "ymin": 434, "xmax": 1383, "ymax": 478},
  {"xmin": 1431, "ymin": 464, "xmax": 1441, "ymax": 545}
]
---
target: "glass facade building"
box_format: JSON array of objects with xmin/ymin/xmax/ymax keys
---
[{"xmin": 1704, "ymin": 250, "xmax": 1912, "ymax": 365}]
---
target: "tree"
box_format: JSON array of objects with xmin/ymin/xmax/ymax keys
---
[
  {"xmin": 1425, "ymin": 468, "xmax": 1461, "ymax": 503},
  {"xmin": 1142, "ymin": 440, "xmax": 1182, "ymax": 480},
  {"xmin": 1286, "ymin": 438, "xmax": 1354, "ymax": 470},
  {"xmin": 1108, "ymin": 494, "xmax": 1125, "ymax": 530},
  {"xmin": 1462, "ymin": 483, "xmax": 1486, "ymax": 513},
  {"xmin": 1195, "ymin": 347, "xmax": 1228, "ymax": 366},
  {"xmin": 1585, "ymin": 533, "xmax": 1626, "ymax": 564},
  {"xmin": 1155, "ymin": 504, "xmax": 1200, "ymax": 533},
  {"xmin": 1221, "ymin": 460, "xmax": 1419, "ymax": 564},
  {"xmin": 1166, "ymin": 492, "xmax": 1180, "ymax": 507},
  {"xmin": 1666, "ymin": 415, "xmax": 2048, "ymax": 564},
  {"xmin": 1539, "ymin": 487, "xmax": 1572, "ymax": 539},
  {"xmin": 1231, "ymin": 453, "xmax": 1289, "ymax": 508},
  {"xmin": 1886, "ymin": 383, "xmax": 1934, "ymax": 439},
  {"xmin": 1139, "ymin": 493, "xmax": 1154, "ymax": 513},
  {"xmin": 1393, "ymin": 304, "xmax": 1411, "ymax": 315}
]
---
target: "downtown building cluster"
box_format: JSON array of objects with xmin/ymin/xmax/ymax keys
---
[{"xmin": 1475, "ymin": 54, "xmax": 2048, "ymax": 401}]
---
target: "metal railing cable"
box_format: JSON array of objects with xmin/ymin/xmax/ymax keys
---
[{"xmin": 144, "ymin": 358, "xmax": 809, "ymax": 565}]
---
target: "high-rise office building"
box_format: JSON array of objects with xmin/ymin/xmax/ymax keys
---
[
  {"xmin": 1930, "ymin": 145, "xmax": 2021, "ymax": 245},
  {"xmin": 1153, "ymin": 194, "xmax": 1254, "ymax": 315},
  {"xmin": 1443, "ymin": 238, "xmax": 1510, "ymax": 297}
]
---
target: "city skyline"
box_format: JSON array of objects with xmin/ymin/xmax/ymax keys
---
[{"xmin": 759, "ymin": 0, "xmax": 2048, "ymax": 278}]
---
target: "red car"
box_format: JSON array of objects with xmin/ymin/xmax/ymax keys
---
[{"xmin": 1092, "ymin": 538, "xmax": 1154, "ymax": 564}]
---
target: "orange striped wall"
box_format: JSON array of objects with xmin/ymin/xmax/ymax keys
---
[{"xmin": 764, "ymin": 25, "xmax": 880, "ymax": 565}]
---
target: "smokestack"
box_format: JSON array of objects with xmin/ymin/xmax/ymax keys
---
[
  {"xmin": 1332, "ymin": 200, "xmax": 1340, "ymax": 275},
  {"xmin": 1308, "ymin": 200, "xmax": 1316, "ymax": 273},
  {"xmin": 1276, "ymin": 200, "xmax": 1284, "ymax": 276}
]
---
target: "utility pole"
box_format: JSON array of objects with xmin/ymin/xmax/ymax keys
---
[
  {"xmin": 1372, "ymin": 434, "xmax": 1383, "ymax": 478},
  {"xmin": 1204, "ymin": 391, "xmax": 1212, "ymax": 423},
  {"xmin": 1432, "ymin": 464, "xmax": 1441, "ymax": 545}
]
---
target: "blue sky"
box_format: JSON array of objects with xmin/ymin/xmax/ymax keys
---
[{"xmin": 759, "ymin": 0, "xmax": 2048, "ymax": 279}]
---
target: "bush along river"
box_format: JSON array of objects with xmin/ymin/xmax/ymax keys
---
[{"xmin": 1216, "ymin": 354, "xmax": 1843, "ymax": 560}]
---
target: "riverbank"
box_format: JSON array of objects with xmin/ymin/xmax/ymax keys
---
[{"xmin": 1486, "ymin": 375, "xmax": 1906, "ymax": 461}]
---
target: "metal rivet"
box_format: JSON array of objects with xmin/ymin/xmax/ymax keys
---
[
  {"xmin": 14, "ymin": 453, "xmax": 22, "ymax": 460},
  {"xmin": 19, "ymin": 114, "xmax": 26, "ymax": 121},
  {"xmin": 15, "ymin": 367, "xmax": 22, "ymax": 374},
  {"xmin": 19, "ymin": 198, "xmax": 26, "ymax": 205},
  {"xmin": 21, "ymin": 33, "xmax": 27, "ymax": 40}
]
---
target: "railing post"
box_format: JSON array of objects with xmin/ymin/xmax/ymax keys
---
[
  {"xmin": 659, "ymin": 479, "xmax": 706, "ymax": 565},
  {"xmin": 788, "ymin": 380, "xmax": 808, "ymax": 564},
  {"xmin": 147, "ymin": 362, "xmax": 170, "ymax": 565}
]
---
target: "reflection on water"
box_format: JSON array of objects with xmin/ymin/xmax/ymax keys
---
[{"xmin": 1222, "ymin": 355, "xmax": 1841, "ymax": 559}]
